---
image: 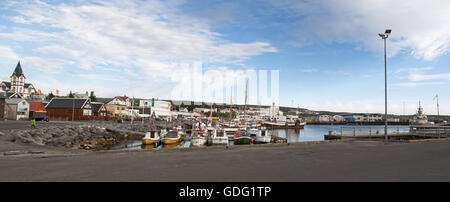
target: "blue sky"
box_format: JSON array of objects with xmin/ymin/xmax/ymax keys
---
[{"xmin": 0, "ymin": 0, "xmax": 449, "ymax": 115}]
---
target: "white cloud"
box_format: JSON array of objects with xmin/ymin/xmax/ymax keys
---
[
  {"xmin": 272, "ymin": 0, "xmax": 450, "ymax": 60},
  {"xmin": 0, "ymin": 46, "xmax": 19, "ymax": 61},
  {"xmin": 393, "ymin": 66, "xmax": 450, "ymax": 86},
  {"xmin": 0, "ymin": 0, "xmax": 277, "ymax": 98},
  {"xmin": 392, "ymin": 82, "xmax": 446, "ymax": 87}
]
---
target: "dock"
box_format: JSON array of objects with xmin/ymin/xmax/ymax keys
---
[{"xmin": 324, "ymin": 125, "xmax": 450, "ymax": 140}]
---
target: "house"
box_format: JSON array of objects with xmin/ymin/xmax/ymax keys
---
[
  {"xmin": 333, "ymin": 115, "xmax": 345, "ymax": 122},
  {"xmin": 0, "ymin": 92, "xmax": 6, "ymax": 119},
  {"xmin": 106, "ymin": 96, "xmax": 131, "ymax": 118},
  {"xmin": 4, "ymin": 98, "xmax": 29, "ymax": 120},
  {"xmin": 0, "ymin": 61, "xmax": 38, "ymax": 99},
  {"xmin": 91, "ymin": 102, "xmax": 107, "ymax": 117},
  {"xmin": 108, "ymin": 96, "xmax": 131, "ymax": 107},
  {"xmin": 28, "ymin": 101, "xmax": 47, "ymax": 120},
  {"xmin": 105, "ymin": 104, "xmax": 128, "ymax": 118},
  {"xmin": 45, "ymin": 98, "xmax": 92, "ymax": 120}
]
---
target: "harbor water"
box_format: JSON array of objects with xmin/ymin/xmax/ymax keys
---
[{"xmin": 111, "ymin": 124, "xmax": 410, "ymax": 150}]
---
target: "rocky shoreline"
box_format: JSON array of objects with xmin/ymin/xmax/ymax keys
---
[{"xmin": 0, "ymin": 120, "xmax": 196, "ymax": 151}]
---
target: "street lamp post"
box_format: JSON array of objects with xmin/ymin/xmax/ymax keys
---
[{"xmin": 379, "ymin": 29, "xmax": 391, "ymax": 143}]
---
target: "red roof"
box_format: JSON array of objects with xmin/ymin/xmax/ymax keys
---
[
  {"xmin": 29, "ymin": 101, "xmax": 46, "ymax": 112},
  {"xmin": 114, "ymin": 96, "xmax": 129, "ymax": 101}
]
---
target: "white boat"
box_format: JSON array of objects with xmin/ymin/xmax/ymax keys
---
[
  {"xmin": 190, "ymin": 130, "xmax": 207, "ymax": 147},
  {"xmin": 254, "ymin": 127, "xmax": 271, "ymax": 144},
  {"xmin": 211, "ymin": 129, "xmax": 229, "ymax": 145},
  {"xmin": 410, "ymin": 101, "xmax": 428, "ymax": 125}
]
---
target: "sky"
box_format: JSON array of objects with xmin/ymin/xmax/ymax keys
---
[{"xmin": 0, "ymin": 0, "xmax": 449, "ymax": 115}]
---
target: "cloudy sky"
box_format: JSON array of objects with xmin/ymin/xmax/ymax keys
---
[{"xmin": 1, "ymin": 0, "xmax": 449, "ymax": 115}]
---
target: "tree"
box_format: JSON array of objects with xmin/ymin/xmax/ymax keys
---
[
  {"xmin": 68, "ymin": 91, "xmax": 74, "ymax": 98},
  {"xmin": 46, "ymin": 92, "xmax": 55, "ymax": 100},
  {"xmin": 89, "ymin": 91, "xmax": 97, "ymax": 102}
]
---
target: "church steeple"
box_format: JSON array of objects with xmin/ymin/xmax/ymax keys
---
[{"xmin": 12, "ymin": 61, "xmax": 24, "ymax": 77}]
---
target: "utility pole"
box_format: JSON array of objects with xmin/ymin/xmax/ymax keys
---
[{"xmin": 379, "ymin": 29, "xmax": 391, "ymax": 143}]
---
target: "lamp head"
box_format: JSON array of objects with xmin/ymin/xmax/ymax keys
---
[{"xmin": 385, "ymin": 29, "xmax": 392, "ymax": 35}]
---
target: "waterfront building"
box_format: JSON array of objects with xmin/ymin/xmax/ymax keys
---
[
  {"xmin": 312, "ymin": 114, "xmax": 332, "ymax": 123},
  {"xmin": 333, "ymin": 115, "xmax": 345, "ymax": 122},
  {"xmin": 341, "ymin": 113, "xmax": 383, "ymax": 122},
  {"xmin": 0, "ymin": 62, "xmax": 39, "ymax": 99},
  {"xmin": 45, "ymin": 98, "xmax": 92, "ymax": 120},
  {"xmin": 4, "ymin": 98, "xmax": 29, "ymax": 120}
]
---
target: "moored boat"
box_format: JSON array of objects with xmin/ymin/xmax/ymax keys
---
[
  {"xmin": 410, "ymin": 101, "xmax": 428, "ymax": 125},
  {"xmin": 190, "ymin": 130, "xmax": 207, "ymax": 147},
  {"xmin": 162, "ymin": 130, "xmax": 181, "ymax": 144},
  {"xmin": 142, "ymin": 131, "xmax": 160, "ymax": 145},
  {"xmin": 211, "ymin": 129, "xmax": 229, "ymax": 145},
  {"xmin": 254, "ymin": 127, "xmax": 271, "ymax": 144}
]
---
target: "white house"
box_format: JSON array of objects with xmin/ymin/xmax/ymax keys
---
[
  {"xmin": 333, "ymin": 115, "xmax": 345, "ymax": 122},
  {"xmin": 108, "ymin": 96, "xmax": 131, "ymax": 107},
  {"xmin": 5, "ymin": 98, "xmax": 29, "ymax": 120}
]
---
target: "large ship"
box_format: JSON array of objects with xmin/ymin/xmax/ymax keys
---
[{"xmin": 410, "ymin": 101, "xmax": 428, "ymax": 125}]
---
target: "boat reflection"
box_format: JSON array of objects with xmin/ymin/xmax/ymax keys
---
[
  {"xmin": 141, "ymin": 143, "xmax": 158, "ymax": 150},
  {"xmin": 162, "ymin": 142, "xmax": 180, "ymax": 149}
]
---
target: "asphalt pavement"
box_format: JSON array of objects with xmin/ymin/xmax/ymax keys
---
[{"xmin": 0, "ymin": 140, "xmax": 449, "ymax": 181}]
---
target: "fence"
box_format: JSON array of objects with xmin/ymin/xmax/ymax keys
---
[
  {"xmin": 339, "ymin": 126, "xmax": 410, "ymax": 136},
  {"xmin": 410, "ymin": 125, "xmax": 450, "ymax": 138}
]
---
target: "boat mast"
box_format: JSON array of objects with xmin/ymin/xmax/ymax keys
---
[
  {"xmin": 229, "ymin": 87, "xmax": 233, "ymax": 124},
  {"xmin": 434, "ymin": 94, "xmax": 440, "ymax": 123},
  {"xmin": 243, "ymin": 79, "xmax": 248, "ymax": 126}
]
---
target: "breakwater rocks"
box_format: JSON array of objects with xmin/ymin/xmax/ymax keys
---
[
  {"xmin": 1, "ymin": 120, "xmax": 196, "ymax": 151},
  {"xmin": 2, "ymin": 124, "xmax": 144, "ymax": 150}
]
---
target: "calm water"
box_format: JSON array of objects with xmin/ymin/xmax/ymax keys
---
[{"xmin": 111, "ymin": 124, "xmax": 410, "ymax": 150}]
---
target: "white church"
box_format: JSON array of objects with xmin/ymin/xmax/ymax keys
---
[{"xmin": 1, "ymin": 61, "xmax": 39, "ymax": 99}]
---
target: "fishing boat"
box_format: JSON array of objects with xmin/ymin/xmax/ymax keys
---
[
  {"xmin": 190, "ymin": 130, "xmax": 207, "ymax": 147},
  {"xmin": 234, "ymin": 131, "xmax": 252, "ymax": 145},
  {"xmin": 254, "ymin": 127, "xmax": 271, "ymax": 144},
  {"xmin": 410, "ymin": 101, "xmax": 428, "ymax": 125},
  {"xmin": 211, "ymin": 129, "xmax": 229, "ymax": 145},
  {"xmin": 142, "ymin": 130, "xmax": 160, "ymax": 145},
  {"xmin": 162, "ymin": 130, "xmax": 181, "ymax": 144},
  {"xmin": 247, "ymin": 125, "xmax": 259, "ymax": 137}
]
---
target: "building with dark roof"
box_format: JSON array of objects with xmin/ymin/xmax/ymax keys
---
[
  {"xmin": 45, "ymin": 98, "xmax": 92, "ymax": 120},
  {"xmin": 0, "ymin": 61, "xmax": 38, "ymax": 99},
  {"xmin": 91, "ymin": 102, "xmax": 107, "ymax": 117}
]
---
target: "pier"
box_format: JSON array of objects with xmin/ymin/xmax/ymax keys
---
[{"xmin": 324, "ymin": 125, "xmax": 450, "ymax": 140}]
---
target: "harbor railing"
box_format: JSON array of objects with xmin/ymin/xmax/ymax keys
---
[
  {"xmin": 339, "ymin": 126, "xmax": 410, "ymax": 136},
  {"xmin": 410, "ymin": 125, "xmax": 450, "ymax": 138}
]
